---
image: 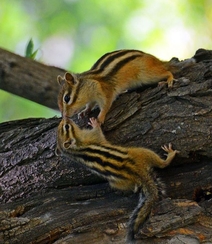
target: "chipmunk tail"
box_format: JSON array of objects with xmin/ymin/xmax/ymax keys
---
[{"xmin": 126, "ymin": 179, "xmax": 158, "ymax": 243}]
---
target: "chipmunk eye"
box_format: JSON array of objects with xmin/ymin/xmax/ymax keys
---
[{"xmin": 64, "ymin": 94, "xmax": 70, "ymax": 103}]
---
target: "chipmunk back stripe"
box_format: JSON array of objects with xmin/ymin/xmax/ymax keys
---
[
  {"xmin": 72, "ymin": 151, "xmax": 138, "ymax": 178},
  {"xmin": 95, "ymin": 144, "xmax": 128, "ymax": 155},
  {"xmin": 72, "ymin": 152, "xmax": 130, "ymax": 180},
  {"xmin": 105, "ymin": 54, "xmax": 141, "ymax": 78},
  {"xmin": 79, "ymin": 144, "xmax": 136, "ymax": 166},
  {"xmin": 91, "ymin": 50, "xmax": 144, "ymax": 71},
  {"xmin": 80, "ymin": 148, "xmax": 125, "ymax": 162},
  {"xmin": 85, "ymin": 143, "xmax": 129, "ymax": 156},
  {"xmin": 87, "ymin": 53, "xmax": 142, "ymax": 78},
  {"xmin": 93, "ymin": 50, "xmax": 133, "ymax": 71},
  {"xmin": 91, "ymin": 50, "xmax": 121, "ymax": 70}
]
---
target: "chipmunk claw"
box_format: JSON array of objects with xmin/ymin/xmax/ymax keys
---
[{"xmin": 88, "ymin": 117, "xmax": 101, "ymax": 128}]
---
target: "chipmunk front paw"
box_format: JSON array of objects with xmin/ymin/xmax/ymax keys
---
[{"xmin": 88, "ymin": 117, "xmax": 101, "ymax": 128}]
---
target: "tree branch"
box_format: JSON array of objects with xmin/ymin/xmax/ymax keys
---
[
  {"xmin": 0, "ymin": 48, "xmax": 66, "ymax": 109},
  {"xmin": 0, "ymin": 48, "xmax": 212, "ymax": 243}
]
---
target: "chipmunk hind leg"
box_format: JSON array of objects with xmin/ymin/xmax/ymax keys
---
[
  {"xmin": 158, "ymin": 71, "xmax": 174, "ymax": 87},
  {"xmin": 166, "ymin": 71, "xmax": 174, "ymax": 87}
]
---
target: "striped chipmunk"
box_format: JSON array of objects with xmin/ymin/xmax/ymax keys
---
[
  {"xmin": 57, "ymin": 49, "xmax": 195, "ymax": 124},
  {"xmin": 55, "ymin": 117, "xmax": 179, "ymax": 243}
]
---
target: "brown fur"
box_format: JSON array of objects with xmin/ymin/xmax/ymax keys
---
[
  {"xmin": 57, "ymin": 50, "xmax": 180, "ymax": 124},
  {"xmin": 56, "ymin": 117, "xmax": 179, "ymax": 242}
]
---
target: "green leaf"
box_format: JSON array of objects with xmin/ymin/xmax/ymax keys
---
[
  {"xmin": 25, "ymin": 39, "xmax": 34, "ymax": 57},
  {"xmin": 25, "ymin": 39, "xmax": 38, "ymax": 59},
  {"xmin": 30, "ymin": 50, "xmax": 38, "ymax": 59}
]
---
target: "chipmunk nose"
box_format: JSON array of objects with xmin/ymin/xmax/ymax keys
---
[
  {"xmin": 62, "ymin": 110, "xmax": 68, "ymax": 118},
  {"xmin": 62, "ymin": 112, "xmax": 72, "ymax": 120},
  {"xmin": 63, "ymin": 108, "xmax": 74, "ymax": 117}
]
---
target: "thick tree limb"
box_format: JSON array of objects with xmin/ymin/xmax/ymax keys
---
[
  {"xmin": 0, "ymin": 48, "xmax": 212, "ymax": 243},
  {"xmin": 1, "ymin": 186, "xmax": 211, "ymax": 244},
  {"xmin": 0, "ymin": 48, "xmax": 65, "ymax": 109}
]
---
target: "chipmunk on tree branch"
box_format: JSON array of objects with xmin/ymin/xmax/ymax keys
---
[
  {"xmin": 57, "ymin": 49, "xmax": 195, "ymax": 124},
  {"xmin": 56, "ymin": 117, "xmax": 179, "ymax": 243}
]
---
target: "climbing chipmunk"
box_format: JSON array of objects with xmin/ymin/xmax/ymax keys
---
[
  {"xmin": 56, "ymin": 117, "xmax": 179, "ymax": 243},
  {"xmin": 57, "ymin": 49, "xmax": 194, "ymax": 124}
]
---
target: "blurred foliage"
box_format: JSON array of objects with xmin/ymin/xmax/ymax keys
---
[{"xmin": 0, "ymin": 0, "xmax": 211, "ymax": 122}]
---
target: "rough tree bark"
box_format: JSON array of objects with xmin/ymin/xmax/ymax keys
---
[{"xmin": 0, "ymin": 48, "xmax": 212, "ymax": 244}]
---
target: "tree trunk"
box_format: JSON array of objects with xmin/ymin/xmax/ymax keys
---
[{"xmin": 0, "ymin": 48, "xmax": 212, "ymax": 244}]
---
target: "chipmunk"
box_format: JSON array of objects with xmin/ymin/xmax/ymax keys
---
[
  {"xmin": 55, "ymin": 117, "xmax": 179, "ymax": 243},
  {"xmin": 57, "ymin": 49, "xmax": 195, "ymax": 124}
]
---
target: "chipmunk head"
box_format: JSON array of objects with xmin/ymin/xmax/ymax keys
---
[
  {"xmin": 57, "ymin": 72, "xmax": 88, "ymax": 118},
  {"xmin": 55, "ymin": 118, "xmax": 77, "ymax": 156}
]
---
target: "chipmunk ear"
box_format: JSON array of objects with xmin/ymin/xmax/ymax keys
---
[
  {"xmin": 57, "ymin": 75, "xmax": 65, "ymax": 86},
  {"xmin": 65, "ymin": 72, "xmax": 76, "ymax": 85},
  {"xmin": 63, "ymin": 138, "xmax": 76, "ymax": 149}
]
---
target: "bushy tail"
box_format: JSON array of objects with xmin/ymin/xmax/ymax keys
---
[{"xmin": 126, "ymin": 177, "xmax": 158, "ymax": 243}]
